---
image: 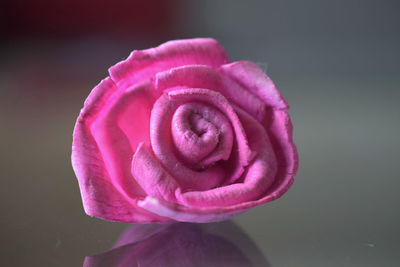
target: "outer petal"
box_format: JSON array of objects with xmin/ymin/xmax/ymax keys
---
[
  {"xmin": 72, "ymin": 78, "xmax": 171, "ymax": 222},
  {"xmin": 261, "ymin": 110, "xmax": 298, "ymax": 196},
  {"xmin": 220, "ymin": 61, "xmax": 289, "ymax": 110},
  {"xmin": 90, "ymin": 80, "xmax": 155, "ymax": 200},
  {"xmin": 109, "ymin": 38, "xmax": 229, "ymax": 89}
]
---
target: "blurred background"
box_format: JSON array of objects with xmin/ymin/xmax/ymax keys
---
[{"xmin": 1, "ymin": 0, "xmax": 399, "ymax": 266}]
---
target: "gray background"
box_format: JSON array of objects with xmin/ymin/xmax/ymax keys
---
[{"xmin": 1, "ymin": 0, "xmax": 399, "ymax": 266}]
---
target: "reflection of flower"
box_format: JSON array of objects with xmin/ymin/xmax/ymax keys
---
[
  {"xmin": 72, "ymin": 38, "xmax": 298, "ymax": 223},
  {"xmin": 84, "ymin": 221, "xmax": 270, "ymax": 267}
]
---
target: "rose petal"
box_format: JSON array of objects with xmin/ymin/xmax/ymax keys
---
[
  {"xmin": 72, "ymin": 78, "xmax": 170, "ymax": 222},
  {"xmin": 155, "ymin": 65, "xmax": 266, "ymax": 121},
  {"xmin": 261, "ymin": 110, "xmax": 298, "ymax": 196},
  {"xmin": 220, "ymin": 61, "xmax": 289, "ymax": 110},
  {"xmin": 109, "ymin": 38, "xmax": 229, "ymax": 89},
  {"xmin": 90, "ymin": 80, "xmax": 155, "ymax": 199},
  {"xmin": 131, "ymin": 143, "xmax": 179, "ymax": 202},
  {"xmin": 79, "ymin": 77, "xmax": 118, "ymax": 120}
]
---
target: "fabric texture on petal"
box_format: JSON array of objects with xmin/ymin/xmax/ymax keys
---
[
  {"xmin": 155, "ymin": 65, "xmax": 266, "ymax": 121},
  {"xmin": 220, "ymin": 61, "xmax": 288, "ymax": 110}
]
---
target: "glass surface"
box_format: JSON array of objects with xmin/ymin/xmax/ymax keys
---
[{"xmin": 1, "ymin": 0, "xmax": 399, "ymax": 266}]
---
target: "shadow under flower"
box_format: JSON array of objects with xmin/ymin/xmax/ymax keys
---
[{"xmin": 84, "ymin": 221, "xmax": 270, "ymax": 267}]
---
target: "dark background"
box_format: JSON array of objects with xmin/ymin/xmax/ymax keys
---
[{"xmin": 1, "ymin": 0, "xmax": 399, "ymax": 266}]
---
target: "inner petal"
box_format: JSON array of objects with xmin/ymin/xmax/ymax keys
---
[
  {"xmin": 150, "ymin": 88, "xmax": 254, "ymax": 192},
  {"xmin": 190, "ymin": 114, "xmax": 212, "ymax": 136},
  {"xmin": 171, "ymin": 103, "xmax": 233, "ymax": 168}
]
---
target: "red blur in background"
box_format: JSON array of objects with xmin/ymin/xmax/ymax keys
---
[
  {"xmin": 2, "ymin": 0, "xmax": 178, "ymax": 39},
  {"xmin": 1, "ymin": 0, "xmax": 182, "ymax": 103}
]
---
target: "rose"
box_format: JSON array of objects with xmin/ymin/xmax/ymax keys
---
[
  {"xmin": 71, "ymin": 38, "xmax": 298, "ymax": 223},
  {"xmin": 84, "ymin": 222, "xmax": 270, "ymax": 267}
]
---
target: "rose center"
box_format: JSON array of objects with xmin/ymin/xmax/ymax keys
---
[{"xmin": 171, "ymin": 102, "xmax": 233, "ymax": 169}]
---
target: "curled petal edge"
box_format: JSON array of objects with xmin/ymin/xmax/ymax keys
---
[
  {"xmin": 220, "ymin": 61, "xmax": 289, "ymax": 110},
  {"xmin": 109, "ymin": 38, "xmax": 229, "ymax": 89}
]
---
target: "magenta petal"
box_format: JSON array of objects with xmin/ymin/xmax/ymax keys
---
[
  {"xmin": 155, "ymin": 65, "xmax": 266, "ymax": 121},
  {"xmin": 90, "ymin": 80, "xmax": 156, "ymax": 200},
  {"xmin": 220, "ymin": 61, "xmax": 289, "ymax": 110},
  {"xmin": 109, "ymin": 38, "xmax": 229, "ymax": 89},
  {"xmin": 261, "ymin": 110, "xmax": 298, "ymax": 197},
  {"xmin": 131, "ymin": 143, "xmax": 179, "ymax": 202},
  {"xmin": 72, "ymin": 78, "xmax": 170, "ymax": 223}
]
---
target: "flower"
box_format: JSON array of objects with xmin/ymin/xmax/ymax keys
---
[{"xmin": 71, "ymin": 38, "xmax": 298, "ymax": 223}]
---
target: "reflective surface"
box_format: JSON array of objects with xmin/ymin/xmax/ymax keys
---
[
  {"xmin": 84, "ymin": 222, "xmax": 269, "ymax": 267},
  {"xmin": 1, "ymin": 0, "xmax": 399, "ymax": 266}
]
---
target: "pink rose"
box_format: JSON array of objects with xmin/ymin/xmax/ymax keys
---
[{"xmin": 71, "ymin": 38, "xmax": 298, "ymax": 223}]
